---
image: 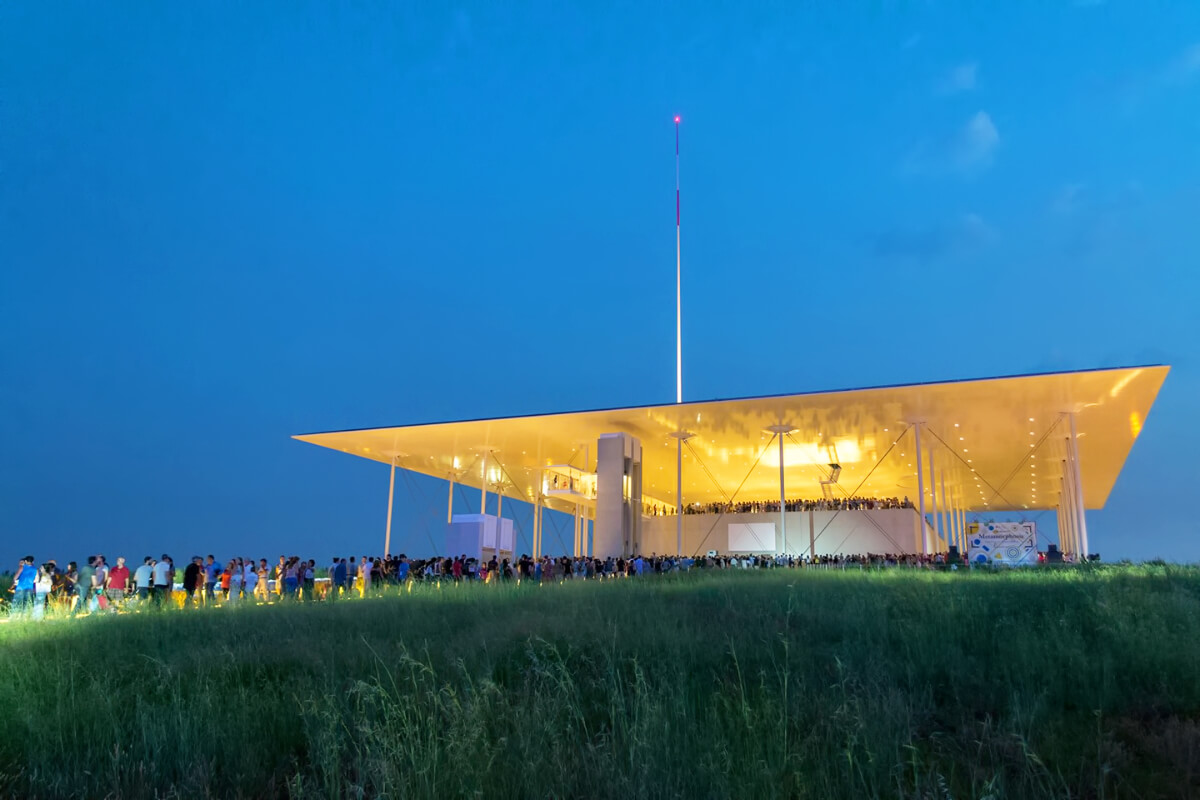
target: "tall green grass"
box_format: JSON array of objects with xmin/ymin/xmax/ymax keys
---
[{"xmin": 2, "ymin": 566, "xmax": 1199, "ymax": 798}]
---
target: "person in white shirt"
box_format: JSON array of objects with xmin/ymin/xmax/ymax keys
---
[
  {"xmin": 227, "ymin": 557, "xmax": 243, "ymax": 604},
  {"xmin": 151, "ymin": 554, "xmax": 173, "ymax": 609},
  {"xmin": 243, "ymin": 558, "xmax": 258, "ymax": 597},
  {"xmin": 91, "ymin": 556, "xmax": 109, "ymax": 612},
  {"xmin": 33, "ymin": 562, "xmax": 55, "ymax": 620},
  {"xmin": 133, "ymin": 557, "xmax": 154, "ymax": 603}
]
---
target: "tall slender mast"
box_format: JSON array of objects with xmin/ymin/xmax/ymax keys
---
[
  {"xmin": 674, "ymin": 116, "xmax": 684, "ymax": 556},
  {"xmin": 675, "ymin": 115, "xmax": 682, "ymax": 404}
]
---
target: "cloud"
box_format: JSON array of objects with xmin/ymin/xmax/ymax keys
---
[
  {"xmin": 1051, "ymin": 183, "xmax": 1086, "ymax": 214},
  {"xmin": 1115, "ymin": 42, "xmax": 1200, "ymax": 108},
  {"xmin": 1048, "ymin": 180, "xmax": 1145, "ymax": 257},
  {"xmin": 955, "ymin": 111, "xmax": 1000, "ymax": 168},
  {"xmin": 870, "ymin": 213, "xmax": 995, "ymax": 259},
  {"xmin": 904, "ymin": 111, "xmax": 1000, "ymax": 176},
  {"xmin": 938, "ymin": 62, "xmax": 978, "ymax": 94},
  {"xmin": 1166, "ymin": 42, "xmax": 1200, "ymax": 82}
]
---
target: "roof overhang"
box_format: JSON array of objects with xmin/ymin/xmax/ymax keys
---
[{"xmin": 294, "ymin": 366, "xmax": 1168, "ymax": 516}]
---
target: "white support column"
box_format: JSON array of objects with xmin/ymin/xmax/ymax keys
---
[
  {"xmin": 1066, "ymin": 461, "xmax": 1079, "ymax": 557},
  {"xmin": 1054, "ymin": 499, "xmax": 1063, "ymax": 556},
  {"xmin": 537, "ymin": 500, "xmax": 544, "ymax": 558},
  {"xmin": 479, "ymin": 451, "xmax": 489, "ymax": 515},
  {"xmin": 447, "ymin": 472, "xmax": 456, "ymax": 524},
  {"xmin": 952, "ymin": 500, "xmax": 959, "ymax": 550},
  {"xmin": 384, "ymin": 457, "xmax": 397, "ymax": 558},
  {"xmin": 949, "ymin": 493, "xmax": 958, "ymax": 550},
  {"xmin": 496, "ymin": 486, "xmax": 503, "ymax": 519},
  {"xmin": 576, "ymin": 506, "xmax": 582, "ymax": 558},
  {"xmin": 1068, "ymin": 412, "xmax": 1089, "ymax": 560},
  {"xmin": 1059, "ymin": 472, "xmax": 1072, "ymax": 556},
  {"xmin": 956, "ymin": 496, "xmax": 964, "ymax": 550},
  {"xmin": 939, "ymin": 471, "xmax": 949, "ymax": 553},
  {"xmin": 808, "ymin": 507, "xmax": 816, "ymax": 560},
  {"xmin": 531, "ymin": 496, "xmax": 539, "ymax": 558},
  {"xmin": 779, "ymin": 434, "xmax": 786, "ymax": 555},
  {"xmin": 928, "ymin": 443, "xmax": 939, "ymax": 552},
  {"xmin": 676, "ymin": 437, "xmax": 683, "ymax": 555},
  {"xmin": 766, "ymin": 426, "xmax": 793, "ymax": 556},
  {"xmin": 914, "ymin": 424, "xmax": 927, "ymax": 553}
]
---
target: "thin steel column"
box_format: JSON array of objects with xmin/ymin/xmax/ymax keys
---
[
  {"xmin": 808, "ymin": 508, "xmax": 816, "ymax": 560},
  {"xmin": 531, "ymin": 497, "xmax": 539, "ymax": 558},
  {"xmin": 1068, "ymin": 412, "xmax": 1089, "ymax": 560},
  {"xmin": 479, "ymin": 451, "xmax": 489, "ymax": 515},
  {"xmin": 928, "ymin": 442, "xmax": 939, "ymax": 552},
  {"xmin": 914, "ymin": 424, "xmax": 927, "ymax": 553},
  {"xmin": 1056, "ymin": 490, "xmax": 1068, "ymax": 557},
  {"xmin": 950, "ymin": 493, "xmax": 959, "ymax": 550},
  {"xmin": 573, "ymin": 505, "xmax": 580, "ymax": 557},
  {"xmin": 778, "ymin": 434, "xmax": 786, "ymax": 555},
  {"xmin": 1059, "ymin": 473, "xmax": 1072, "ymax": 555},
  {"xmin": 957, "ymin": 497, "xmax": 964, "ymax": 550},
  {"xmin": 676, "ymin": 438, "xmax": 683, "ymax": 555},
  {"xmin": 446, "ymin": 472, "xmax": 456, "ymax": 524},
  {"xmin": 384, "ymin": 457, "xmax": 397, "ymax": 558},
  {"xmin": 939, "ymin": 471, "xmax": 949, "ymax": 553},
  {"xmin": 1064, "ymin": 462, "xmax": 1077, "ymax": 557}
]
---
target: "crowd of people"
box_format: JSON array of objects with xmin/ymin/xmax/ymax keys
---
[
  {"xmin": 6, "ymin": 547, "xmax": 967, "ymax": 619},
  {"xmin": 644, "ymin": 496, "xmax": 915, "ymax": 516}
]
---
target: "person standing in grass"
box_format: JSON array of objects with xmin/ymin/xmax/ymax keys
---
[
  {"xmin": 183, "ymin": 557, "xmax": 203, "ymax": 606},
  {"xmin": 331, "ymin": 558, "xmax": 347, "ymax": 601},
  {"xmin": 303, "ymin": 559, "xmax": 315, "ymax": 601},
  {"xmin": 107, "ymin": 557, "xmax": 130, "ymax": 611},
  {"xmin": 32, "ymin": 562, "xmax": 55, "ymax": 620},
  {"xmin": 151, "ymin": 555, "xmax": 172, "ymax": 609},
  {"xmin": 203, "ymin": 555, "xmax": 219, "ymax": 606},
  {"xmin": 133, "ymin": 557, "xmax": 153, "ymax": 605},
  {"xmin": 59, "ymin": 561, "xmax": 78, "ymax": 613},
  {"xmin": 256, "ymin": 559, "xmax": 270, "ymax": 602},
  {"xmin": 90, "ymin": 556, "xmax": 109, "ymax": 613},
  {"xmin": 243, "ymin": 557, "xmax": 257, "ymax": 600},
  {"xmin": 360, "ymin": 557, "xmax": 372, "ymax": 596},
  {"xmin": 282, "ymin": 557, "xmax": 298, "ymax": 599},
  {"xmin": 75, "ymin": 556, "xmax": 96, "ymax": 615},
  {"xmin": 10, "ymin": 556, "xmax": 36, "ymax": 617}
]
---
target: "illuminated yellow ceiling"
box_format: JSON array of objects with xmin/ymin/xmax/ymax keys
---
[{"xmin": 294, "ymin": 366, "xmax": 1168, "ymax": 516}]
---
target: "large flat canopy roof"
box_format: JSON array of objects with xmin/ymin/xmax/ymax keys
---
[{"xmin": 295, "ymin": 366, "xmax": 1168, "ymax": 515}]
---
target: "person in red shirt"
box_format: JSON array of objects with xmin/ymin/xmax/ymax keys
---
[{"xmin": 106, "ymin": 556, "xmax": 131, "ymax": 610}]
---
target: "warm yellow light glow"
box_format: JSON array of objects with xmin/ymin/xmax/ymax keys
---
[
  {"xmin": 1110, "ymin": 368, "xmax": 1143, "ymax": 398},
  {"xmin": 293, "ymin": 365, "xmax": 1167, "ymax": 515},
  {"xmin": 762, "ymin": 438, "xmax": 864, "ymax": 468}
]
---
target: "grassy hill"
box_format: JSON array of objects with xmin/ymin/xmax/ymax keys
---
[{"xmin": 2, "ymin": 566, "xmax": 1199, "ymax": 798}]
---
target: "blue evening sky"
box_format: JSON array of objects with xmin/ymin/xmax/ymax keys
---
[{"xmin": 2, "ymin": 2, "xmax": 1198, "ymax": 566}]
